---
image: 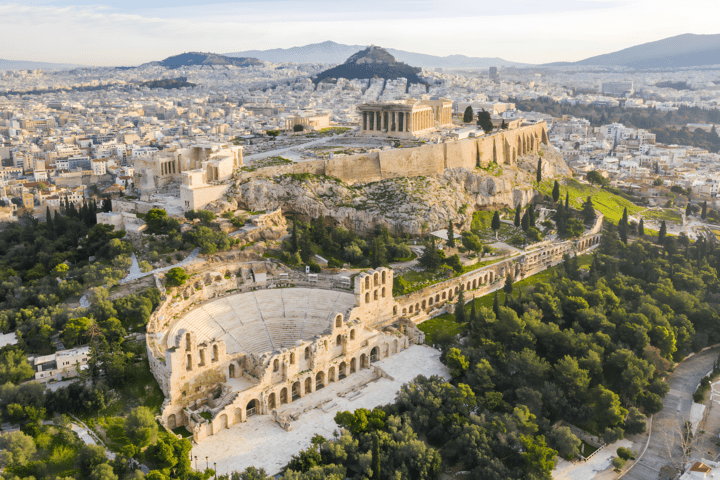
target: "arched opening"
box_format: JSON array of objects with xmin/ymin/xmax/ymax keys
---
[
  {"xmin": 393, "ymin": 339, "xmax": 398, "ymax": 354},
  {"xmin": 449, "ymin": 289, "xmax": 454, "ymax": 299},
  {"xmin": 316, "ymin": 371, "xmax": 325, "ymax": 390},
  {"xmin": 370, "ymin": 347, "xmax": 379, "ymax": 362},
  {"xmin": 212, "ymin": 344, "xmax": 218, "ymax": 361},
  {"xmin": 422, "ymin": 300, "xmax": 426, "ymax": 309},
  {"xmin": 292, "ymin": 381, "xmax": 301, "ymax": 400},
  {"xmin": 429, "ymin": 297, "xmax": 434, "ymax": 306},
  {"xmin": 339, "ymin": 362, "xmax": 347, "ymax": 379},
  {"xmin": 273, "ymin": 359, "xmax": 279, "ymax": 372},
  {"xmin": 409, "ymin": 305, "xmax": 413, "ymax": 313},
  {"xmin": 290, "ymin": 352, "xmax": 295, "ymax": 364},
  {"xmin": 442, "ymin": 292, "xmax": 446, "ymax": 300},
  {"xmin": 402, "ymin": 308, "xmax": 407, "ymax": 315},
  {"xmin": 186, "ymin": 354, "xmax": 192, "ymax": 370},
  {"xmin": 305, "ymin": 346, "xmax": 310, "ymax": 359},
  {"xmin": 185, "ymin": 333, "xmax": 191, "ymax": 351},
  {"xmin": 472, "ymin": 279, "xmax": 477, "ymax": 289},
  {"xmin": 415, "ymin": 302, "xmax": 420, "ymax": 311},
  {"xmin": 328, "ymin": 367, "xmax": 336, "ymax": 383},
  {"xmin": 268, "ymin": 393, "xmax": 276, "ymax": 410},
  {"xmin": 336, "ymin": 315, "xmax": 342, "ymax": 328},
  {"xmin": 167, "ymin": 414, "xmax": 177, "ymax": 429},
  {"xmin": 360, "ymin": 353, "xmax": 368, "ymax": 369},
  {"xmin": 280, "ymin": 388, "xmax": 288, "ymax": 405},
  {"xmin": 228, "ymin": 364, "xmax": 235, "ymax": 378},
  {"xmin": 393, "ymin": 305, "xmax": 397, "ymax": 315},
  {"xmin": 219, "ymin": 414, "xmax": 228, "ymax": 430},
  {"xmin": 246, "ymin": 399, "xmax": 257, "ymax": 417},
  {"xmin": 234, "ymin": 408, "xmax": 242, "ymax": 424},
  {"xmin": 374, "ymin": 273, "xmax": 379, "ymax": 286},
  {"xmin": 365, "ymin": 277, "xmax": 370, "ymax": 290},
  {"xmin": 382, "ymin": 271, "xmax": 386, "ymax": 284},
  {"xmin": 374, "ymin": 290, "xmax": 378, "ymax": 301},
  {"xmin": 365, "ymin": 292, "xmax": 370, "ymax": 303},
  {"xmin": 336, "ymin": 334, "xmax": 342, "ymax": 347},
  {"xmin": 350, "ymin": 358, "xmax": 357, "ymax": 373},
  {"xmin": 305, "ymin": 377, "xmax": 312, "ymax": 394},
  {"xmin": 435, "ymin": 294, "xmax": 440, "ymax": 302}
]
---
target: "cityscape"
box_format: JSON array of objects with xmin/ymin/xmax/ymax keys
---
[{"xmin": 3, "ymin": 2, "xmax": 720, "ymax": 480}]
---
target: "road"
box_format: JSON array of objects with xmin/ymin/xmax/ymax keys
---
[{"xmin": 622, "ymin": 347, "xmax": 720, "ymax": 480}]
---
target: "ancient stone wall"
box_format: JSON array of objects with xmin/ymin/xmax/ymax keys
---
[{"xmin": 238, "ymin": 123, "xmax": 550, "ymax": 186}]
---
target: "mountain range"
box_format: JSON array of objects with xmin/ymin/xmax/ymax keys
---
[
  {"xmin": 225, "ymin": 41, "xmax": 524, "ymax": 69},
  {"xmin": 138, "ymin": 52, "xmax": 262, "ymax": 69},
  {"xmin": 0, "ymin": 59, "xmax": 87, "ymax": 71}
]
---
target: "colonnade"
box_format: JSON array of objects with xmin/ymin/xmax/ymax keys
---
[{"xmin": 362, "ymin": 110, "xmax": 410, "ymax": 133}]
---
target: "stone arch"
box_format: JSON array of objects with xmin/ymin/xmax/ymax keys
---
[
  {"xmin": 374, "ymin": 290, "xmax": 378, "ymax": 301},
  {"xmin": 429, "ymin": 297, "xmax": 434, "ymax": 306},
  {"xmin": 268, "ymin": 392, "xmax": 276, "ymax": 410},
  {"xmin": 229, "ymin": 364, "xmax": 235, "ymax": 378},
  {"xmin": 350, "ymin": 329, "xmax": 355, "ymax": 340},
  {"xmin": 290, "ymin": 352, "xmax": 295, "ymax": 364},
  {"xmin": 442, "ymin": 292, "xmax": 446, "ymax": 300},
  {"xmin": 382, "ymin": 287, "xmax": 386, "ymax": 298},
  {"xmin": 365, "ymin": 292, "xmax": 370, "ymax": 303},
  {"xmin": 212, "ymin": 344, "xmax": 218, "ymax": 361},
  {"xmin": 328, "ymin": 367, "xmax": 336, "ymax": 383},
  {"xmin": 336, "ymin": 334, "xmax": 342, "ymax": 346},
  {"xmin": 292, "ymin": 381, "xmax": 301, "ymax": 400},
  {"xmin": 350, "ymin": 357, "xmax": 357, "ymax": 373},
  {"xmin": 219, "ymin": 414, "xmax": 228, "ymax": 430},
  {"xmin": 472, "ymin": 279, "xmax": 477, "ymax": 289},
  {"xmin": 435, "ymin": 294, "xmax": 440, "ymax": 302},
  {"xmin": 402, "ymin": 307, "xmax": 407, "ymax": 315},
  {"xmin": 415, "ymin": 302, "xmax": 420, "ymax": 311},
  {"xmin": 280, "ymin": 387, "xmax": 288, "ymax": 405},
  {"xmin": 234, "ymin": 408, "xmax": 242, "ymax": 424},
  {"xmin": 305, "ymin": 377, "xmax": 312, "ymax": 394},
  {"xmin": 335, "ymin": 315, "xmax": 342, "ymax": 328},
  {"xmin": 374, "ymin": 272, "xmax": 379, "ymax": 286},
  {"xmin": 365, "ymin": 276, "xmax": 370, "ymax": 290},
  {"xmin": 305, "ymin": 346, "xmax": 310, "ymax": 359},
  {"xmin": 273, "ymin": 359, "xmax": 279, "ymax": 372},
  {"xmin": 371, "ymin": 347, "xmax": 379, "ymax": 362},
  {"xmin": 339, "ymin": 362, "xmax": 347, "ymax": 378},
  {"xmin": 393, "ymin": 339, "xmax": 399, "ymax": 353},
  {"xmin": 455, "ymin": 286, "xmax": 459, "ymax": 293},
  {"xmin": 167, "ymin": 414, "xmax": 177, "ymax": 429},
  {"xmin": 422, "ymin": 300, "xmax": 426, "ymax": 309},
  {"xmin": 467, "ymin": 281, "xmax": 471, "ymax": 290},
  {"xmin": 449, "ymin": 289, "xmax": 454, "ymax": 299},
  {"xmin": 361, "ymin": 353, "xmax": 368, "ymax": 368},
  {"xmin": 393, "ymin": 305, "xmax": 397, "ymax": 315},
  {"xmin": 382, "ymin": 271, "xmax": 386, "ymax": 284},
  {"xmin": 246, "ymin": 399, "xmax": 258, "ymax": 417},
  {"xmin": 316, "ymin": 371, "xmax": 325, "ymax": 389}
]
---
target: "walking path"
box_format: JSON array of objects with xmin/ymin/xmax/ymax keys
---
[
  {"xmin": 119, "ymin": 248, "xmax": 201, "ymax": 284},
  {"xmin": 243, "ymin": 134, "xmax": 343, "ymax": 162}
]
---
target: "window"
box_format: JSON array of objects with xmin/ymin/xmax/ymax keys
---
[
  {"xmin": 336, "ymin": 334, "xmax": 342, "ymax": 346},
  {"xmin": 336, "ymin": 315, "xmax": 342, "ymax": 328},
  {"xmin": 350, "ymin": 330, "xmax": 355, "ymax": 340},
  {"xmin": 305, "ymin": 347, "xmax": 310, "ymax": 359},
  {"xmin": 290, "ymin": 352, "xmax": 295, "ymax": 364},
  {"xmin": 273, "ymin": 359, "xmax": 279, "ymax": 372}
]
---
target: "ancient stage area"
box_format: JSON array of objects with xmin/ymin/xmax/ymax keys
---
[{"xmin": 191, "ymin": 345, "xmax": 450, "ymax": 476}]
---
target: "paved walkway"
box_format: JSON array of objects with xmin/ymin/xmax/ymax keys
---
[
  {"xmin": 622, "ymin": 347, "xmax": 720, "ymax": 480},
  {"xmin": 119, "ymin": 248, "xmax": 200, "ymax": 284},
  {"xmin": 243, "ymin": 134, "xmax": 343, "ymax": 162}
]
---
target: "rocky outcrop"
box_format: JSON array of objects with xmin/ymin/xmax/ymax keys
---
[{"xmin": 228, "ymin": 144, "xmax": 569, "ymax": 235}]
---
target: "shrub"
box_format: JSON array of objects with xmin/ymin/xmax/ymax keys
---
[
  {"xmin": 612, "ymin": 457, "xmax": 626, "ymax": 470},
  {"xmin": 165, "ymin": 267, "xmax": 188, "ymax": 287},
  {"xmin": 307, "ymin": 261, "xmax": 321, "ymax": 273},
  {"xmin": 617, "ymin": 447, "xmax": 634, "ymax": 460}
]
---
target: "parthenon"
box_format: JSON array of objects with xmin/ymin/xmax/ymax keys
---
[{"xmin": 357, "ymin": 98, "xmax": 453, "ymax": 138}]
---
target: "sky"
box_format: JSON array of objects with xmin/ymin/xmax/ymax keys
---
[{"xmin": 0, "ymin": 0, "xmax": 718, "ymax": 66}]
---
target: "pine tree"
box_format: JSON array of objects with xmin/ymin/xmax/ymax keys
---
[
  {"xmin": 492, "ymin": 291, "xmax": 499, "ymax": 317},
  {"xmin": 552, "ymin": 180, "xmax": 560, "ymax": 203},
  {"xmin": 658, "ymin": 220, "xmax": 667, "ymax": 245},
  {"xmin": 638, "ymin": 218, "xmax": 645, "ymax": 236},
  {"xmin": 455, "ymin": 288, "xmax": 466, "ymax": 323},
  {"xmin": 514, "ymin": 204, "xmax": 521, "ymax": 227},
  {"xmin": 463, "ymin": 106, "xmax": 474, "ymax": 123},
  {"xmin": 686, "ymin": 203, "xmax": 692, "ymax": 217},
  {"xmin": 447, "ymin": 220, "xmax": 455, "ymax": 248},
  {"xmin": 521, "ymin": 212, "xmax": 529, "ymax": 231},
  {"xmin": 565, "ymin": 192, "xmax": 570, "ymax": 209},
  {"xmin": 536, "ymin": 159, "xmax": 542, "ymax": 183},
  {"xmin": 702, "ymin": 201, "xmax": 708, "ymax": 219},
  {"xmin": 491, "ymin": 211, "xmax": 501, "ymax": 239},
  {"xmin": 504, "ymin": 274, "xmax": 513, "ymax": 295}
]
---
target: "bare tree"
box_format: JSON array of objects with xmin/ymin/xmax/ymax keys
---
[{"xmin": 660, "ymin": 416, "xmax": 701, "ymax": 471}]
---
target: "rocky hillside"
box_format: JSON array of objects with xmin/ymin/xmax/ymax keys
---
[
  {"xmin": 209, "ymin": 144, "xmax": 570, "ymax": 235},
  {"xmin": 313, "ymin": 46, "xmax": 425, "ymax": 85}
]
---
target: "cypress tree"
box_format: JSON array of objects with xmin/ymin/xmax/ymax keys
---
[
  {"xmin": 463, "ymin": 106, "xmax": 474, "ymax": 123},
  {"xmin": 492, "ymin": 291, "xmax": 499, "ymax": 317},
  {"xmin": 491, "ymin": 211, "xmax": 501, "ymax": 239},
  {"xmin": 638, "ymin": 218, "xmax": 645, "ymax": 236},
  {"xmin": 521, "ymin": 212, "xmax": 529, "ymax": 231},
  {"xmin": 565, "ymin": 192, "xmax": 570, "ymax": 210},
  {"xmin": 619, "ymin": 207, "xmax": 628, "ymax": 244},
  {"xmin": 582, "ymin": 196, "xmax": 596, "ymax": 224},
  {"xmin": 658, "ymin": 220, "xmax": 667, "ymax": 245},
  {"xmin": 557, "ymin": 215, "xmax": 566, "ymax": 236},
  {"xmin": 528, "ymin": 204, "xmax": 536, "ymax": 228},
  {"xmin": 447, "ymin": 220, "xmax": 455, "ymax": 248},
  {"xmin": 371, "ymin": 434, "xmax": 381, "ymax": 480},
  {"xmin": 504, "ymin": 274, "xmax": 513, "ymax": 295},
  {"xmin": 514, "ymin": 204, "xmax": 521, "ymax": 227},
  {"xmin": 702, "ymin": 201, "xmax": 708, "ymax": 219},
  {"xmin": 552, "ymin": 180, "xmax": 560, "ymax": 203},
  {"xmin": 686, "ymin": 203, "xmax": 692, "ymax": 217},
  {"xmin": 536, "ymin": 159, "xmax": 542, "ymax": 183},
  {"xmin": 46, "ymin": 206, "xmax": 55, "ymax": 239},
  {"xmin": 455, "ymin": 288, "xmax": 466, "ymax": 323},
  {"xmin": 469, "ymin": 296, "xmax": 477, "ymax": 326}
]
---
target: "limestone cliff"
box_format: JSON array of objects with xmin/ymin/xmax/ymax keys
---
[{"xmin": 208, "ymin": 144, "xmax": 570, "ymax": 235}]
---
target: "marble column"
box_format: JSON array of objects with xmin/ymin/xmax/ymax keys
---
[{"xmin": 394, "ymin": 112, "xmax": 398, "ymax": 132}]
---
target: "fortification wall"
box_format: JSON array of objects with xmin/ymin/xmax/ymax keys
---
[{"xmin": 237, "ymin": 123, "xmax": 549, "ymax": 186}]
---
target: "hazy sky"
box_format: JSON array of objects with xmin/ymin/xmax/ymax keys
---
[{"xmin": 0, "ymin": 0, "xmax": 717, "ymax": 66}]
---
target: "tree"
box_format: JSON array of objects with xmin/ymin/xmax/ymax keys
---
[
  {"xmin": 370, "ymin": 237, "xmax": 387, "ymax": 268},
  {"xmin": 492, "ymin": 291, "xmax": 499, "ymax": 317},
  {"xmin": 0, "ymin": 346, "xmax": 34, "ymax": 384},
  {"xmin": 582, "ymin": 196, "xmax": 597, "ymax": 225},
  {"xmin": 0, "ymin": 431, "xmax": 36, "ymax": 466},
  {"xmin": 165, "ymin": 267, "xmax": 188, "ymax": 287},
  {"xmin": 619, "ymin": 207, "xmax": 628, "ymax": 244},
  {"xmin": 528, "ymin": 204, "xmax": 536, "ymax": 228},
  {"xmin": 638, "ymin": 218, "xmax": 645, "ymax": 236},
  {"xmin": 371, "ymin": 433, "xmax": 381, "ymax": 480},
  {"xmin": 520, "ymin": 435, "xmax": 557, "ymax": 479},
  {"xmin": 447, "ymin": 220, "xmax": 455, "ymax": 248},
  {"xmin": 536, "ymin": 159, "xmax": 542, "ymax": 183},
  {"xmin": 463, "ymin": 106, "xmax": 474, "ymax": 123},
  {"xmin": 514, "ymin": 204, "xmax": 521, "ymax": 227},
  {"xmin": 521, "ymin": 212, "xmax": 529, "ymax": 231},
  {"xmin": 504, "ymin": 274, "xmax": 513, "ymax": 295},
  {"xmin": 587, "ymin": 170, "xmax": 607, "ymax": 186},
  {"xmin": 500, "ymin": 119, "xmax": 508, "ymax": 129},
  {"xmin": 491, "ymin": 211, "xmax": 501, "ymax": 239},
  {"xmin": 419, "ymin": 237, "xmax": 443, "ymax": 271},
  {"xmin": 477, "ymin": 109, "xmax": 493, "ymax": 133},
  {"xmin": 547, "ymin": 426, "xmax": 581, "ymax": 459},
  {"xmin": 291, "ymin": 217, "xmax": 299, "ymax": 253},
  {"xmin": 293, "ymin": 124, "xmax": 304, "ymax": 132},
  {"xmin": 702, "ymin": 200, "xmax": 708, "ymax": 219},
  {"xmin": 552, "ymin": 181, "xmax": 560, "ymax": 203},
  {"xmin": 565, "ymin": 191, "xmax": 570, "ymax": 209},
  {"xmin": 658, "ymin": 220, "xmax": 667, "ymax": 245},
  {"xmin": 624, "ymin": 407, "xmax": 647, "ymax": 435},
  {"xmin": 685, "ymin": 202, "xmax": 692, "ymax": 217},
  {"xmin": 89, "ymin": 463, "xmax": 119, "ymax": 480},
  {"xmin": 124, "ymin": 406, "xmax": 158, "ymax": 448},
  {"xmin": 79, "ymin": 445, "xmax": 108, "ymax": 477},
  {"xmin": 446, "ymin": 348, "xmax": 469, "ymax": 378},
  {"xmin": 455, "ymin": 289, "xmax": 466, "ymax": 324}
]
